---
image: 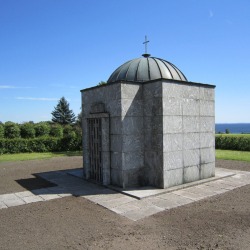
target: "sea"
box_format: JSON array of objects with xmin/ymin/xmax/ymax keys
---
[{"xmin": 215, "ymin": 123, "xmax": 250, "ymax": 134}]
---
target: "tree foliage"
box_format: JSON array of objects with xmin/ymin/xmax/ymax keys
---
[
  {"xmin": 35, "ymin": 122, "xmax": 50, "ymax": 137},
  {"xmin": 0, "ymin": 124, "xmax": 4, "ymax": 138},
  {"xmin": 98, "ymin": 81, "xmax": 107, "ymax": 86},
  {"xmin": 76, "ymin": 111, "xmax": 82, "ymax": 128},
  {"xmin": 4, "ymin": 121, "xmax": 20, "ymax": 139},
  {"xmin": 20, "ymin": 122, "xmax": 36, "ymax": 138},
  {"xmin": 50, "ymin": 124, "xmax": 63, "ymax": 137},
  {"xmin": 51, "ymin": 97, "xmax": 76, "ymax": 125}
]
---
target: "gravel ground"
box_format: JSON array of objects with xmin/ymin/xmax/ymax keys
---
[{"xmin": 0, "ymin": 157, "xmax": 250, "ymax": 250}]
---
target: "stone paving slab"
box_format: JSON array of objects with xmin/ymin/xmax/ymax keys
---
[
  {"xmin": 157, "ymin": 193, "xmax": 193, "ymax": 205},
  {"xmin": 15, "ymin": 191, "xmax": 34, "ymax": 198},
  {"xmin": 146, "ymin": 197, "xmax": 180, "ymax": 209},
  {"xmin": 1, "ymin": 168, "xmax": 250, "ymax": 222},
  {"xmin": 195, "ymin": 184, "xmax": 228, "ymax": 194},
  {"xmin": 38, "ymin": 193, "xmax": 61, "ymax": 201},
  {"xmin": 172, "ymin": 189, "xmax": 205, "ymax": 201},
  {"xmin": 122, "ymin": 205, "xmax": 165, "ymax": 221},
  {"xmin": 85, "ymin": 193, "xmax": 125, "ymax": 203},
  {"xmin": 0, "ymin": 201, "xmax": 8, "ymax": 209},
  {"xmin": 3, "ymin": 197, "xmax": 26, "ymax": 207},
  {"xmin": 110, "ymin": 203, "xmax": 141, "ymax": 214},
  {"xmin": 22, "ymin": 195, "xmax": 44, "ymax": 204},
  {"xmin": 0, "ymin": 193, "xmax": 18, "ymax": 202},
  {"xmin": 205, "ymin": 180, "xmax": 236, "ymax": 190},
  {"xmin": 95, "ymin": 196, "xmax": 136, "ymax": 209},
  {"xmin": 108, "ymin": 168, "xmax": 236, "ymax": 199},
  {"xmin": 183, "ymin": 186, "xmax": 217, "ymax": 197}
]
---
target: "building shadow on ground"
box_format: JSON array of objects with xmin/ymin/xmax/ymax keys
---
[
  {"xmin": 15, "ymin": 176, "xmax": 57, "ymax": 190},
  {"xmin": 14, "ymin": 168, "xmax": 126, "ymax": 198}
]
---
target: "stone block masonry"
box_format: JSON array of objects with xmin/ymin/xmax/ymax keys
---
[{"xmin": 81, "ymin": 79, "xmax": 215, "ymax": 189}]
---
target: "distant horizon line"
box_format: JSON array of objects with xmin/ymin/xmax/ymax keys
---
[{"xmin": 216, "ymin": 122, "xmax": 250, "ymax": 124}]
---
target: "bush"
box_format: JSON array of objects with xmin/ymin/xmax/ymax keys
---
[
  {"xmin": 50, "ymin": 124, "xmax": 63, "ymax": 137},
  {"xmin": 0, "ymin": 121, "xmax": 82, "ymax": 154},
  {"xmin": 0, "ymin": 136, "xmax": 82, "ymax": 154},
  {"xmin": 63, "ymin": 125, "xmax": 74, "ymax": 137},
  {"xmin": 215, "ymin": 134, "xmax": 250, "ymax": 151},
  {"xmin": 35, "ymin": 122, "xmax": 50, "ymax": 137},
  {"xmin": 0, "ymin": 137, "xmax": 59, "ymax": 154},
  {"xmin": 20, "ymin": 123, "xmax": 36, "ymax": 138},
  {"xmin": 0, "ymin": 124, "xmax": 4, "ymax": 138},
  {"xmin": 4, "ymin": 122, "xmax": 20, "ymax": 139}
]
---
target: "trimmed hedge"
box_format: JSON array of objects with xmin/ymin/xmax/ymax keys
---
[
  {"xmin": 4, "ymin": 122, "xmax": 20, "ymax": 139},
  {"xmin": 50, "ymin": 124, "xmax": 63, "ymax": 137},
  {"xmin": 215, "ymin": 135, "xmax": 250, "ymax": 151},
  {"xmin": 0, "ymin": 136, "xmax": 82, "ymax": 154},
  {"xmin": 0, "ymin": 124, "xmax": 4, "ymax": 138},
  {"xmin": 20, "ymin": 123, "xmax": 36, "ymax": 138},
  {"xmin": 35, "ymin": 122, "xmax": 50, "ymax": 137}
]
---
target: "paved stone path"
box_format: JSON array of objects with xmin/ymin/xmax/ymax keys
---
[{"xmin": 1, "ymin": 168, "xmax": 250, "ymax": 221}]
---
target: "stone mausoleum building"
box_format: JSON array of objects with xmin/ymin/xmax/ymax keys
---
[{"xmin": 81, "ymin": 53, "xmax": 215, "ymax": 189}]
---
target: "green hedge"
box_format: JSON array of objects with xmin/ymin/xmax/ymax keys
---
[
  {"xmin": 215, "ymin": 134, "xmax": 250, "ymax": 151},
  {"xmin": 0, "ymin": 136, "xmax": 82, "ymax": 154},
  {"xmin": 0, "ymin": 124, "xmax": 4, "ymax": 138},
  {"xmin": 4, "ymin": 122, "xmax": 20, "ymax": 139}
]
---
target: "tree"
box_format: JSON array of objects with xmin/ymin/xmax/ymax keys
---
[
  {"xmin": 50, "ymin": 123, "xmax": 63, "ymax": 137},
  {"xmin": 98, "ymin": 81, "xmax": 107, "ymax": 86},
  {"xmin": 35, "ymin": 122, "xmax": 50, "ymax": 137},
  {"xmin": 4, "ymin": 121, "xmax": 20, "ymax": 139},
  {"xmin": 20, "ymin": 122, "xmax": 36, "ymax": 138},
  {"xmin": 51, "ymin": 97, "xmax": 76, "ymax": 125},
  {"xmin": 76, "ymin": 110, "xmax": 82, "ymax": 128},
  {"xmin": 0, "ymin": 123, "xmax": 4, "ymax": 138}
]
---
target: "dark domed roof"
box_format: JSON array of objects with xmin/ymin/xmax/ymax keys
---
[{"xmin": 107, "ymin": 56, "xmax": 187, "ymax": 83}]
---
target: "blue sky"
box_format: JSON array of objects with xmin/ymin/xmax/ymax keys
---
[{"xmin": 0, "ymin": 0, "xmax": 249, "ymax": 123}]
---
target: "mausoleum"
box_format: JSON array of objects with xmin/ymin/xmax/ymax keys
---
[{"xmin": 81, "ymin": 53, "xmax": 215, "ymax": 189}]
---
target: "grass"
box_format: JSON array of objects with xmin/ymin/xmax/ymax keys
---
[
  {"xmin": 216, "ymin": 149, "xmax": 250, "ymax": 162},
  {"xmin": 216, "ymin": 133, "xmax": 250, "ymax": 137},
  {"xmin": 1, "ymin": 150, "xmax": 250, "ymax": 163},
  {"xmin": 0, "ymin": 151, "xmax": 82, "ymax": 163}
]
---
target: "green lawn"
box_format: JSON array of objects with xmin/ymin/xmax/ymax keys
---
[
  {"xmin": 215, "ymin": 133, "xmax": 250, "ymax": 137},
  {"xmin": 216, "ymin": 149, "xmax": 250, "ymax": 162},
  {"xmin": 0, "ymin": 151, "xmax": 82, "ymax": 163},
  {"xmin": 1, "ymin": 150, "xmax": 249, "ymax": 163}
]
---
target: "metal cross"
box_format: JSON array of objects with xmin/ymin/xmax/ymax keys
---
[{"xmin": 143, "ymin": 35, "xmax": 149, "ymax": 54}]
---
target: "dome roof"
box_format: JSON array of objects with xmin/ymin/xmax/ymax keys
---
[{"xmin": 107, "ymin": 56, "xmax": 187, "ymax": 83}]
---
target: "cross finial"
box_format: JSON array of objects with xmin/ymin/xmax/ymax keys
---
[{"xmin": 142, "ymin": 35, "xmax": 150, "ymax": 58}]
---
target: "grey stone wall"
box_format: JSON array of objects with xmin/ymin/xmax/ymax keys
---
[
  {"xmin": 82, "ymin": 83, "xmax": 122, "ymax": 185},
  {"xmin": 143, "ymin": 81, "xmax": 164, "ymax": 187},
  {"xmin": 162, "ymin": 81, "xmax": 215, "ymax": 188},
  {"xmin": 82, "ymin": 83, "xmax": 146, "ymax": 188},
  {"xmin": 120, "ymin": 83, "xmax": 144, "ymax": 188},
  {"xmin": 82, "ymin": 79, "xmax": 215, "ymax": 189}
]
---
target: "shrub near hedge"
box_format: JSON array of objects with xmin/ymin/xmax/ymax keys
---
[
  {"xmin": 0, "ymin": 124, "xmax": 4, "ymax": 138},
  {"xmin": 215, "ymin": 134, "xmax": 250, "ymax": 151},
  {"xmin": 0, "ymin": 135, "xmax": 81, "ymax": 154},
  {"xmin": 50, "ymin": 124, "xmax": 63, "ymax": 137},
  {"xmin": 20, "ymin": 123, "xmax": 36, "ymax": 138},
  {"xmin": 35, "ymin": 122, "xmax": 50, "ymax": 137},
  {"xmin": 4, "ymin": 122, "xmax": 20, "ymax": 139}
]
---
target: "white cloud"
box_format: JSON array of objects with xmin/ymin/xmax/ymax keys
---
[
  {"xmin": 16, "ymin": 97, "xmax": 59, "ymax": 101},
  {"xmin": 209, "ymin": 10, "xmax": 214, "ymax": 18},
  {"xmin": 0, "ymin": 85, "xmax": 15, "ymax": 89},
  {"xmin": 0, "ymin": 85, "xmax": 34, "ymax": 89}
]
